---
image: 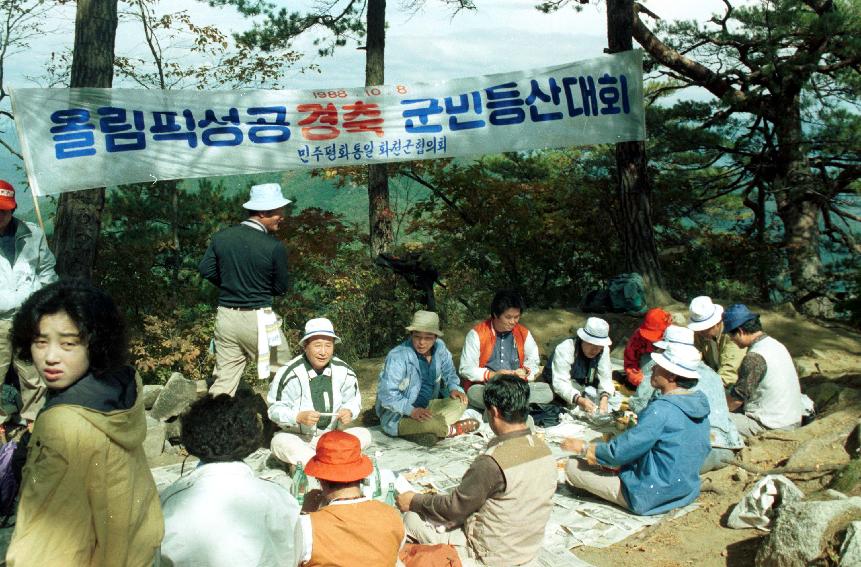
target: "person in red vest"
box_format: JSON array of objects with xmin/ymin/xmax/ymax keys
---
[
  {"xmin": 300, "ymin": 430, "xmax": 405, "ymax": 566},
  {"xmin": 459, "ymin": 289, "xmax": 552, "ymax": 411},
  {"xmin": 623, "ymin": 308, "xmax": 673, "ymax": 387}
]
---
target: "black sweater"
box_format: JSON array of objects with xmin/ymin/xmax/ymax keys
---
[{"xmin": 198, "ymin": 223, "xmax": 290, "ymax": 308}]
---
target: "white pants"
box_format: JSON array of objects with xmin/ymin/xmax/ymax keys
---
[{"xmin": 270, "ymin": 427, "xmax": 372, "ymax": 466}]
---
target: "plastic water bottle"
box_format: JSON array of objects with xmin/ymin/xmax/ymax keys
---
[
  {"xmin": 384, "ymin": 483, "xmax": 397, "ymax": 507},
  {"xmin": 372, "ymin": 456, "xmax": 382, "ymax": 499},
  {"xmin": 291, "ymin": 463, "xmax": 309, "ymax": 504}
]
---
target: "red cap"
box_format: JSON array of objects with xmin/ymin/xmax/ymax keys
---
[
  {"xmin": 304, "ymin": 430, "xmax": 373, "ymax": 483},
  {"xmin": 0, "ymin": 180, "xmax": 15, "ymax": 211},
  {"xmin": 639, "ymin": 308, "xmax": 673, "ymax": 343}
]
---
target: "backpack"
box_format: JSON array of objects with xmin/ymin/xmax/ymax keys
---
[
  {"xmin": 0, "ymin": 440, "xmax": 19, "ymax": 525},
  {"xmin": 607, "ymin": 273, "xmax": 648, "ymax": 315}
]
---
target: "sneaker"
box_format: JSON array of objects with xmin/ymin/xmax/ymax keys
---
[{"xmin": 447, "ymin": 418, "xmax": 480, "ymax": 438}]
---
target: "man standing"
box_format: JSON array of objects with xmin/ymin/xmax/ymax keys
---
[
  {"xmin": 397, "ymin": 375, "xmax": 557, "ymax": 567},
  {"xmin": 199, "ymin": 183, "xmax": 292, "ymax": 397},
  {"xmin": 723, "ymin": 304, "xmax": 805, "ymax": 437},
  {"xmin": 687, "ymin": 295, "xmax": 745, "ymax": 387},
  {"xmin": 459, "ymin": 289, "xmax": 551, "ymax": 409},
  {"xmin": 0, "ymin": 180, "xmax": 56, "ymax": 427},
  {"xmin": 301, "ymin": 430, "xmax": 405, "ymax": 566},
  {"xmin": 376, "ymin": 310, "xmax": 477, "ymax": 447}
]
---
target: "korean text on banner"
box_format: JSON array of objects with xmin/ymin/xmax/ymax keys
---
[{"xmin": 10, "ymin": 50, "xmax": 646, "ymax": 197}]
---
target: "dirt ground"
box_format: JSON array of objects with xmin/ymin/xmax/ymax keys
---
[{"xmin": 349, "ymin": 304, "xmax": 861, "ymax": 566}]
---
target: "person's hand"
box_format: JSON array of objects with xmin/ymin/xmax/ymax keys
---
[
  {"xmin": 561, "ymin": 437, "xmax": 585, "ymax": 454},
  {"xmin": 576, "ymin": 396, "xmax": 596, "ymax": 413},
  {"xmin": 336, "ymin": 408, "xmax": 353, "ymax": 425},
  {"xmin": 450, "ymin": 390, "xmax": 467, "ymax": 404},
  {"xmin": 396, "ymin": 491, "xmax": 416, "ymax": 513},
  {"xmin": 513, "ymin": 368, "xmax": 529, "ymax": 380},
  {"xmin": 297, "ymin": 411, "xmax": 321, "ymax": 426},
  {"xmin": 599, "ymin": 397, "xmax": 609, "ymax": 414},
  {"xmin": 301, "ymin": 489, "xmax": 324, "ymax": 513},
  {"xmin": 410, "ymin": 408, "xmax": 433, "ymax": 421}
]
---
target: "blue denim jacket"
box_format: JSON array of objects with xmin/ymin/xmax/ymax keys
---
[{"xmin": 375, "ymin": 338, "xmax": 463, "ymax": 436}]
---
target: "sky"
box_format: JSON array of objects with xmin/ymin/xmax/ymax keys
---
[{"xmin": 3, "ymin": 0, "xmax": 737, "ymax": 208}]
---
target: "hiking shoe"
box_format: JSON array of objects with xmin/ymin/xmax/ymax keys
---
[
  {"xmin": 403, "ymin": 432, "xmax": 439, "ymax": 447},
  {"xmin": 448, "ymin": 419, "xmax": 480, "ymax": 438}
]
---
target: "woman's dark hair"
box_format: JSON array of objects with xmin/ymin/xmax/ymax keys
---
[
  {"xmin": 483, "ymin": 374, "xmax": 530, "ymax": 423},
  {"xmin": 11, "ymin": 279, "xmax": 128, "ymax": 376},
  {"xmin": 490, "ymin": 289, "xmax": 525, "ymax": 318},
  {"xmin": 729, "ymin": 315, "xmax": 762, "ymax": 336},
  {"xmin": 181, "ymin": 392, "xmax": 263, "ymax": 462}
]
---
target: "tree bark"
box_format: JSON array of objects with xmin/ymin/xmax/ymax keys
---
[
  {"xmin": 606, "ymin": 0, "xmax": 670, "ymax": 305},
  {"xmin": 52, "ymin": 0, "xmax": 118, "ymax": 279},
  {"xmin": 365, "ymin": 0, "xmax": 392, "ymax": 257}
]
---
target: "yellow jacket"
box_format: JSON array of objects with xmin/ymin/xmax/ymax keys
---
[
  {"xmin": 6, "ymin": 371, "xmax": 163, "ymax": 566},
  {"xmin": 696, "ymin": 333, "xmax": 746, "ymax": 387}
]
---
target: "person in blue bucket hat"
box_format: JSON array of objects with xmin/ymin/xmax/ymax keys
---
[{"xmin": 723, "ymin": 304, "xmax": 807, "ymax": 437}]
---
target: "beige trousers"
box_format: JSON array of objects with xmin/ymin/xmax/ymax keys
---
[
  {"xmin": 271, "ymin": 426, "xmax": 372, "ymax": 466},
  {"xmin": 397, "ymin": 398, "xmax": 467, "ymax": 438},
  {"xmin": 564, "ymin": 458, "xmax": 629, "ymax": 510},
  {"xmin": 210, "ymin": 306, "xmax": 291, "ymax": 397},
  {"xmin": 0, "ymin": 319, "xmax": 46, "ymax": 423}
]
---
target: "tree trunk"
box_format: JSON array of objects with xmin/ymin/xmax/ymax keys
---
[
  {"xmin": 606, "ymin": 0, "xmax": 670, "ymax": 306},
  {"xmin": 365, "ymin": 0, "xmax": 392, "ymax": 257},
  {"xmin": 52, "ymin": 0, "xmax": 118, "ymax": 279},
  {"xmin": 771, "ymin": 98, "xmax": 829, "ymax": 316}
]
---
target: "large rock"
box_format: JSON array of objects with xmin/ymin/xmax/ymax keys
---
[
  {"xmin": 142, "ymin": 384, "xmax": 163, "ymax": 410},
  {"xmin": 149, "ymin": 373, "xmax": 198, "ymax": 421},
  {"xmin": 143, "ymin": 416, "xmax": 166, "ymax": 459},
  {"xmin": 756, "ymin": 496, "xmax": 861, "ymax": 567},
  {"xmin": 840, "ymin": 521, "xmax": 861, "ymax": 566}
]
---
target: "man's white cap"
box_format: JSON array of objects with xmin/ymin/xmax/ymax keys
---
[
  {"xmin": 576, "ymin": 317, "xmax": 612, "ymax": 347},
  {"xmin": 687, "ymin": 296, "xmax": 724, "ymax": 332},
  {"xmin": 650, "ymin": 343, "xmax": 702, "ymax": 379},
  {"xmin": 654, "ymin": 325, "xmax": 696, "ymax": 350},
  {"xmin": 243, "ymin": 183, "xmax": 292, "ymax": 211},
  {"xmin": 300, "ymin": 317, "xmax": 341, "ymax": 346}
]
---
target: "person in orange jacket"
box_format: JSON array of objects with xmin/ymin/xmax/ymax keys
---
[{"xmin": 623, "ymin": 308, "xmax": 673, "ymax": 387}]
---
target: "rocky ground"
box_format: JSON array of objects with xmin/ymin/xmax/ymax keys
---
[{"xmin": 142, "ymin": 301, "xmax": 861, "ymax": 566}]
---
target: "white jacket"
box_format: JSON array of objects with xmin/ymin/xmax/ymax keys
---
[
  {"xmin": 159, "ymin": 461, "xmax": 302, "ymax": 567},
  {"xmin": 459, "ymin": 327, "xmax": 540, "ymax": 383},
  {"xmin": 0, "ymin": 219, "xmax": 57, "ymax": 319},
  {"xmin": 268, "ymin": 354, "xmax": 362, "ymax": 436},
  {"xmin": 550, "ymin": 338, "xmax": 614, "ymax": 405}
]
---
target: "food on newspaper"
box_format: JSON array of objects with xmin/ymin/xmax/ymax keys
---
[{"xmin": 400, "ymin": 467, "xmax": 436, "ymax": 494}]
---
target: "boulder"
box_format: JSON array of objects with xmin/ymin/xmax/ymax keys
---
[
  {"xmin": 840, "ymin": 521, "xmax": 861, "ymax": 566},
  {"xmin": 756, "ymin": 496, "xmax": 861, "ymax": 567},
  {"xmin": 142, "ymin": 384, "xmax": 163, "ymax": 410},
  {"xmin": 149, "ymin": 373, "xmax": 198, "ymax": 421},
  {"xmin": 143, "ymin": 416, "xmax": 166, "ymax": 459}
]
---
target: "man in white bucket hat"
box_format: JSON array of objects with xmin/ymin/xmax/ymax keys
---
[
  {"xmin": 199, "ymin": 183, "xmax": 293, "ymax": 396},
  {"xmin": 630, "ymin": 325, "xmax": 744, "ymax": 472},
  {"xmin": 687, "ymin": 295, "xmax": 745, "ymax": 387},
  {"xmin": 561, "ymin": 344, "xmax": 711, "ymax": 515},
  {"xmin": 546, "ymin": 316, "xmax": 616, "ymax": 414},
  {"xmin": 268, "ymin": 317, "xmax": 370, "ymax": 466},
  {"xmin": 376, "ymin": 310, "xmax": 477, "ymax": 447}
]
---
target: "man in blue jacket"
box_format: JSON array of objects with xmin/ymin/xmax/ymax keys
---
[
  {"xmin": 375, "ymin": 310, "xmax": 478, "ymax": 446},
  {"xmin": 561, "ymin": 344, "xmax": 711, "ymax": 515}
]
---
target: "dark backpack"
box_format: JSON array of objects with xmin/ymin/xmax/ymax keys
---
[
  {"xmin": 607, "ymin": 273, "xmax": 648, "ymax": 315},
  {"xmin": 0, "ymin": 431, "xmax": 29, "ymax": 526}
]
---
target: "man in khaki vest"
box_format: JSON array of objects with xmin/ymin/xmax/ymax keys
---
[{"xmin": 397, "ymin": 375, "xmax": 557, "ymax": 566}]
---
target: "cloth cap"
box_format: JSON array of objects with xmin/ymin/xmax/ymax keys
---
[
  {"xmin": 243, "ymin": 183, "xmax": 291, "ymax": 211},
  {"xmin": 687, "ymin": 296, "xmax": 724, "ymax": 332},
  {"xmin": 650, "ymin": 343, "xmax": 702, "ymax": 380},
  {"xmin": 0, "ymin": 180, "xmax": 16, "ymax": 210},
  {"xmin": 300, "ymin": 317, "xmax": 341, "ymax": 346},
  {"xmin": 639, "ymin": 308, "xmax": 673, "ymax": 343},
  {"xmin": 576, "ymin": 317, "xmax": 612, "ymax": 347},
  {"xmin": 304, "ymin": 430, "xmax": 373, "ymax": 483},
  {"xmin": 653, "ymin": 325, "xmax": 695, "ymax": 350},
  {"xmin": 722, "ymin": 304, "xmax": 757, "ymax": 333},
  {"xmin": 406, "ymin": 310, "xmax": 444, "ymax": 337}
]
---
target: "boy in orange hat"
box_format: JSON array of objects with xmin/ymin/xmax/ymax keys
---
[
  {"xmin": 301, "ymin": 430, "xmax": 404, "ymax": 566},
  {"xmin": 623, "ymin": 308, "xmax": 672, "ymax": 387}
]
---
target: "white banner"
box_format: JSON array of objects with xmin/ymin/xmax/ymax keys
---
[{"xmin": 11, "ymin": 50, "xmax": 645, "ymax": 197}]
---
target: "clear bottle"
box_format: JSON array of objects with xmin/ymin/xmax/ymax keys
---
[
  {"xmin": 291, "ymin": 462, "xmax": 309, "ymax": 504},
  {"xmin": 372, "ymin": 456, "xmax": 382, "ymax": 499},
  {"xmin": 384, "ymin": 483, "xmax": 397, "ymax": 507}
]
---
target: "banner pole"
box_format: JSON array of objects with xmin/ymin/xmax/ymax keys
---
[{"xmin": 30, "ymin": 191, "xmax": 46, "ymax": 234}]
